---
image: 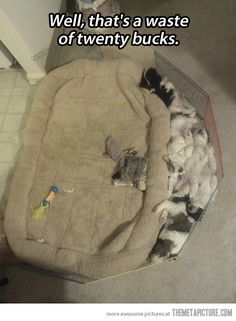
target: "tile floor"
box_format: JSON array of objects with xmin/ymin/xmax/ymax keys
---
[{"xmin": 0, "ymin": 67, "xmax": 32, "ymax": 217}]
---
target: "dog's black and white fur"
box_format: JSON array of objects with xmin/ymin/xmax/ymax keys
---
[
  {"xmin": 140, "ymin": 68, "xmax": 217, "ymax": 263},
  {"xmin": 140, "ymin": 68, "xmax": 175, "ymax": 107}
]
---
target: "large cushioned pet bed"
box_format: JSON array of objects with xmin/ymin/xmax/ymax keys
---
[{"xmin": 4, "ymin": 59, "xmax": 170, "ymax": 279}]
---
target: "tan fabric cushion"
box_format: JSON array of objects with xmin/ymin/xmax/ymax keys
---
[{"xmin": 4, "ymin": 58, "xmax": 170, "ymax": 279}]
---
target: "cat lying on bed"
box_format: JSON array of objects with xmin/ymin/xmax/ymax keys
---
[{"xmin": 105, "ymin": 136, "xmax": 148, "ymax": 191}]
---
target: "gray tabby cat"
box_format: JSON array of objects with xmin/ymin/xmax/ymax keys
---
[{"xmin": 105, "ymin": 136, "xmax": 148, "ymax": 191}]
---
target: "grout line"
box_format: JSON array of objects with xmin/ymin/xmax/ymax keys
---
[
  {"xmin": 0, "ymin": 71, "xmax": 18, "ymax": 131},
  {"xmin": 0, "ymin": 160, "xmax": 15, "ymax": 164},
  {"xmin": 0, "ymin": 113, "xmax": 28, "ymax": 118},
  {"xmin": 0, "ymin": 112, "xmax": 27, "ymax": 115}
]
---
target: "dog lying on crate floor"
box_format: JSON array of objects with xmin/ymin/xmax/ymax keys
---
[{"xmin": 140, "ymin": 68, "xmax": 217, "ymax": 263}]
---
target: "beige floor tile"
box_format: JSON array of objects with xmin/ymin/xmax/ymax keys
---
[
  {"xmin": 0, "ymin": 88, "xmax": 12, "ymax": 96},
  {"xmin": 0, "ymin": 182, "xmax": 6, "ymax": 198},
  {"xmin": 0, "ymin": 114, "xmax": 5, "ymax": 127},
  {"xmin": 14, "ymin": 71, "xmax": 30, "ymax": 88},
  {"xmin": 0, "ymin": 96, "xmax": 10, "ymax": 113},
  {"xmin": 0, "ymin": 70, "xmax": 17, "ymax": 88},
  {"xmin": 0, "ymin": 141, "xmax": 17, "ymax": 162},
  {"xmin": 0, "ymin": 69, "xmax": 29, "ymax": 220},
  {"xmin": 12, "ymin": 87, "xmax": 31, "ymax": 96},
  {"xmin": 0, "ymin": 162, "xmax": 13, "ymax": 181},
  {"xmin": 1, "ymin": 114, "xmax": 23, "ymax": 133},
  {"xmin": 8, "ymin": 95, "xmax": 28, "ymax": 114}
]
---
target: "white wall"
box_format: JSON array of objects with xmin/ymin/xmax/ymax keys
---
[
  {"xmin": 0, "ymin": 0, "xmax": 62, "ymax": 56},
  {"xmin": 0, "ymin": 0, "xmax": 62, "ymax": 81},
  {"xmin": 0, "ymin": 41, "xmax": 14, "ymax": 68}
]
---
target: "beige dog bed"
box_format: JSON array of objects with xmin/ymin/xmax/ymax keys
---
[{"xmin": 4, "ymin": 58, "xmax": 170, "ymax": 279}]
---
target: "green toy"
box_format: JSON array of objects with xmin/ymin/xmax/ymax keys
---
[{"xmin": 32, "ymin": 185, "xmax": 58, "ymax": 220}]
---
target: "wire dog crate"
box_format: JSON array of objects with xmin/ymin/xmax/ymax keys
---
[
  {"xmin": 155, "ymin": 51, "xmax": 224, "ymax": 183},
  {"xmin": 152, "ymin": 50, "xmax": 224, "ymax": 261}
]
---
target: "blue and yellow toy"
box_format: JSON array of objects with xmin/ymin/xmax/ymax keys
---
[{"xmin": 32, "ymin": 185, "xmax": 58, "ymax": 220}]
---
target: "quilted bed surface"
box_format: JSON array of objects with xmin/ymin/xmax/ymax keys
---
[{"xmin": 4, "ymin": 58, "xmax": 170, "ymax": 279}]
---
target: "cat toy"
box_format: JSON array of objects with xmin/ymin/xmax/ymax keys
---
[
  {"xmin": 32, "ymin": 185, "xmax": 59, "ymax": 220},
  {"xmin": 104, "ymin": 136, "xmax": 148, "ymax": 191}
]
